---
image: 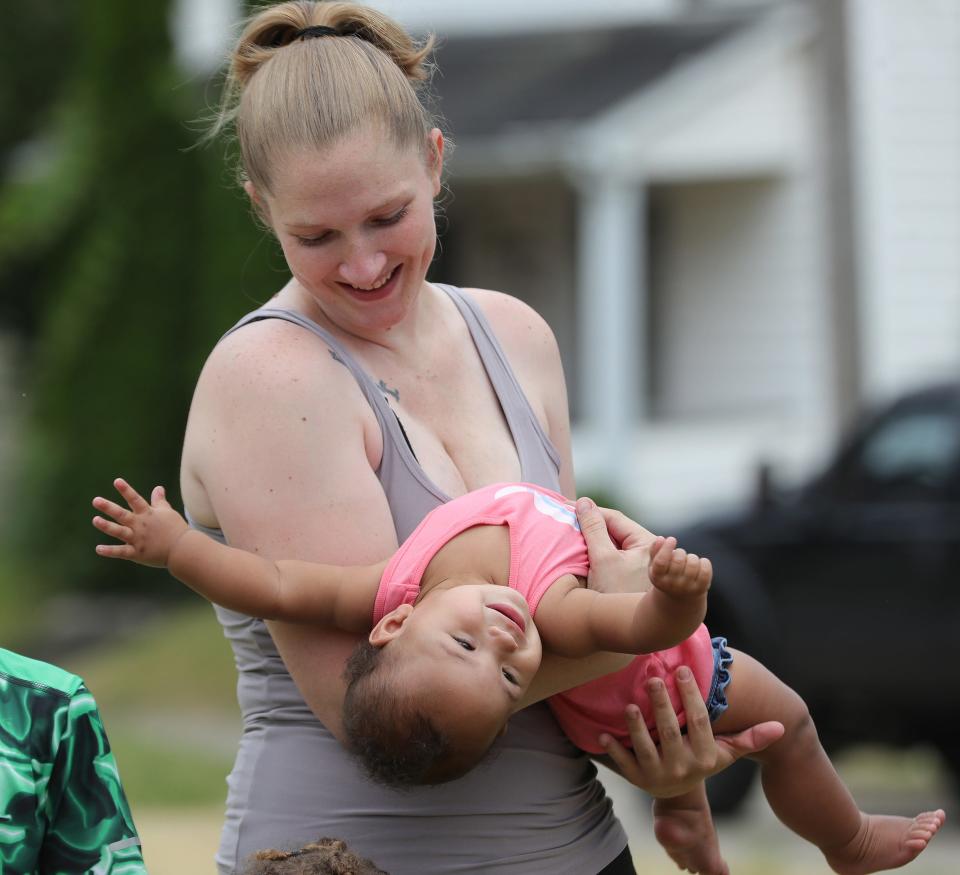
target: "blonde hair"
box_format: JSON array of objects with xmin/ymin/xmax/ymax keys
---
[{"xmin": 213, "ymin": 1, "xmax": 438, "ymax": 193}]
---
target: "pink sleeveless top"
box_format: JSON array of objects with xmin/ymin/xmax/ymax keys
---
[{"xmin": 375, "ymin": 482, "xmax": 715, "ymax": 753}]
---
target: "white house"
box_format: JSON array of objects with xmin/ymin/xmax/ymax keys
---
[
  {"xmin": 173, "ymin": 0, "xmax": 960, "ymax": 525},
  {"xmin": 423, "ymin": 0, "xmax": 960, "ymax": 523}
]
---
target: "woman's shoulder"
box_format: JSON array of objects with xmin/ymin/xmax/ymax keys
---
[
  {"xmin": 181, "ymin": 312, "xmax": 381, "ymax": 525},
  {"xmin": 459, "ymin": 287, "xmax": 561, "ymax": 372},
  {"xmin": 185, "ymin": 314, "xmax": 372, "ymax": 450},
  {"xmin": 198, "ymin": 314, "xmax": 347, "ymax": 398},
  {"xmin": 458, "ymin": 287, "xmax": 558, "ymax": 351}
]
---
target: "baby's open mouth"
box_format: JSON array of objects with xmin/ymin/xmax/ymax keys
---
[{"xmin": 488, "ymin": 603, "xmax": 526, "ymax": 635}]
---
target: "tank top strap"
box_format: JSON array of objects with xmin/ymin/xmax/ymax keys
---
[
  {"xmin": 222, "ymin": 307, "xmax": 397, "ymax": 429},
  {"xmin": 436, "ymin": 285, "xmax": 562, "ymax": 486},
  {"xmin": 221, "ymin": 306, "xmax": 447, "ymax": 540}
]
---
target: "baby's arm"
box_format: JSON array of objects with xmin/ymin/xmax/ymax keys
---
[
  {"xmin": 92, "ymin": 478, "xmax": 383, "ymax": 633},
  {"xmin": 535, "ymin": 537, "xmax": 711, "ymax": 657}
]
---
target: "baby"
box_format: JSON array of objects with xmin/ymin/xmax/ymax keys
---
[{"xmin": 93, "ymin": 478, "xmax": 944, "ymax": 875}]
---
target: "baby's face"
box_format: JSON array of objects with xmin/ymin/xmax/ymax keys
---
[{"xmin": 393, "ymin": 584, "xmax": 543, "ymax": 736}]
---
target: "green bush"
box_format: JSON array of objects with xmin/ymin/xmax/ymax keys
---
[{"xmin": 1, "ymin": 1, "xmax": 280, "ymax": 600}]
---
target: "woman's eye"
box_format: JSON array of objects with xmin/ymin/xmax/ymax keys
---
[
  {"xmin": 503, "ymin": 669, "xmax": 518, "ymax": 686},
  {"xmin": 296, "ymin": 234, "xmax": 330, "ymax": 247},
  {"xmin": 375, "ymin": 207, "xmax": 408, "ymax": 227},
  {"xmin": 454, "ymin": 637, "xmax": 475, "ymax": 651}
]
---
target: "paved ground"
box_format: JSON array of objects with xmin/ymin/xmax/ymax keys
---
[{"xmin": 136, "ymin": 746, "xmax": 957, "ymax": 874}]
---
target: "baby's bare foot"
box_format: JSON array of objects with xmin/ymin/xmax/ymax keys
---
[
  {"xmin": 824, "ymin": 810, "xmax": 946, "ymax": 875},
  {"xmin": 652, "ymin": 796, "xmax": 729, "ymax": 875}
]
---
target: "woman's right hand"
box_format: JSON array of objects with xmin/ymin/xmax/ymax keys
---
[
  {"xmin": 575, "ymin": 496, "xmax": 658, "ymax": 594},
  {"xmin": 599, "ymin": 667, "xmax": 785, "ymax": 797}
]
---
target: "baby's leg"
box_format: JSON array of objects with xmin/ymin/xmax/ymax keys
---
[
  {"xmin": 714, "ymin": 649, "xmax": 945, "ymax": 874},
  {"xmin": 652, "ymin": 782, "xmax": 729, "ymax": 875}
]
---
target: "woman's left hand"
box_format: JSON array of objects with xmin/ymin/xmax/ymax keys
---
[
  {"xmin": 576, "ymin": 496, "xmax": 657, "ymax": 594},
  {"xmin": 600, "ymin": 667, "xmax": 785, "ymax": 797}
]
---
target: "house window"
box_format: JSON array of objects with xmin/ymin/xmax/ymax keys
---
[{"xmin": 646, "ymin": 177, "xmax": 810, "ymax": 421}]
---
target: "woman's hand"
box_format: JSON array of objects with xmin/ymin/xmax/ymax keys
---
[
  {"xmin": 576, "ymin": 496, "xmax": 658, "ymax": 594},
  {"xmin": 599, "ymin": 667, "xmax": 785, "ymax": 797},
  {"xmin": 92, "ymin": 478, "xmax": 189, "ymax": 568}
]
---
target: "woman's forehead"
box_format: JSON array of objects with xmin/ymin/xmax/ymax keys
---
[
  {"xmin": 268, "ymin": 142, "xmax": 423, "ymax": 220},
  {"xmin": 272, "ymin": 129, "xmax": 420, "ymax": 185}
]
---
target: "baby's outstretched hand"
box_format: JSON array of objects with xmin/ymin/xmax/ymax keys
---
[
  {"xmin": 648, "ymin": 536, "xmax": 712, "ymax": 600},
  {"xmin": 92, "ymin": 478, "xmax": 188, "ymax": 568}
]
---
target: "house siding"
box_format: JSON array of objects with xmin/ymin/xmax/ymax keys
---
[
  {"xmin": 648, "ymin": 176, "xmax": 822, "ymax": 421},
  {"xmin": 848, "ymin": 0, "xmax": 960, "ymax": 398}
]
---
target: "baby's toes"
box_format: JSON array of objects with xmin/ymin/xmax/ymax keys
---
[
  {"xmin": 916, "ymin": 809, "xmax": 945, "ymax": 830},
  {"xmin": 905, "ymin": 810, "xmax": 945, "ymax": 847}
]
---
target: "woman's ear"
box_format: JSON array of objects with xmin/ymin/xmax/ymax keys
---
[
  {"xmin": 243, "ymin": 180, "xmax": 270, "ymax": 224},
  {"xmin": 426, "ymin": 128, "xmax": 444, "ymax": 196},
  {"xmin": 369, "ymin": 603, "xmax": 414, "ymax": 646}
]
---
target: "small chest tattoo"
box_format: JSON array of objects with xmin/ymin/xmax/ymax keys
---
[{"xmin": 378, "ymin": 379, "xmax": 400, "ymax": 402}]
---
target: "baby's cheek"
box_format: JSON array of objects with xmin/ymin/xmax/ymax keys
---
[{"xmin": 526, "ymin": 641, "xmax": 545, "ymax": 675}]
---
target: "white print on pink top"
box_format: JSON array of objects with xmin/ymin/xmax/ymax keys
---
[{"xmin": 493, "ymin": 484, "xmax": 580, "ymax": 532}]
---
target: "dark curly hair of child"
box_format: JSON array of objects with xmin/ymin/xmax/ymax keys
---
[
  {"xmin": 243, "ymin": 837, "xmax": 387, "ymax": 875},
  {"xmin": 342, "ymin": 639, "xmax": 500, "ymax": 787}
]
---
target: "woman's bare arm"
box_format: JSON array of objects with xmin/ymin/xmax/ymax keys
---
[{"xmin": 181, "ymin": 319, "xmax": 401, "ymax": 740}]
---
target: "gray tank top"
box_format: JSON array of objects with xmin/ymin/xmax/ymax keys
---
[{"xmin": 194, "ymin": 285, "xmax": 627, "ymax": 874}]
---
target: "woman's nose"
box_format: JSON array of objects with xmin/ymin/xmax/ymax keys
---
[{"xmin": 337, "ymin": 249, "xmax": 388, "ymax": 289}]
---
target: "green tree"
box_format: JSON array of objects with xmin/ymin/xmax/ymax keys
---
[{"xmin": 1, "ymin": 0, "xmax": 279, "ymax": 597}]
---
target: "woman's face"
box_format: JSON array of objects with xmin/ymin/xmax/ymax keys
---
[{"xmin": 251, "ymin": 126, "xmax": 443, "ymax": 338}]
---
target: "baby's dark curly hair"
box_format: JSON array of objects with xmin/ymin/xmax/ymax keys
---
[
  {"xmin": 243, "ymin": 837, "xmax": 387, "ymax": 875},
  {"xmin": 342, "ymin": 640, "xmax": 495, "ymax": 787}
]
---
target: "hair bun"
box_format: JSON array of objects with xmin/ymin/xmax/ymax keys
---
[{"xmin": 208, "ymin": 1, "xmax": 443, "ymax": 194}]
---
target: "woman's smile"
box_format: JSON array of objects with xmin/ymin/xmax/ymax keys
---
[{"xmin": 337, "ymin": 264, "xmax": 402, "ymax": 300}]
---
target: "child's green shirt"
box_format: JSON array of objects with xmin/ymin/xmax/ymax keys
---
[{"xmin": 0, "ymin": 647, "xmax": 145, "ymax": 874}]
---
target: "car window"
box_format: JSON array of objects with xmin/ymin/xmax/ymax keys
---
[{"xmin": 845, "ymin": 408, "xmax": 960, "ymax": 500}]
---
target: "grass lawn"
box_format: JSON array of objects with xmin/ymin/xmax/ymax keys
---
[{"xmin": 73, "ymin": 603, "xmax": 240, "ymax": 808}]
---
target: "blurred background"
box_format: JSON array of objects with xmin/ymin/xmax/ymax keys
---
[{"xmin": 1, "ymin": 0, "xmax": 958, "ymax": 872}]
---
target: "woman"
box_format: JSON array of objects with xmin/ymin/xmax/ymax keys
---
[{"xmin": 182, "ymin": 3, "xmax": 778, "ymax": 872}]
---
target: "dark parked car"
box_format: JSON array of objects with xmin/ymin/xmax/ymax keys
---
[{"xmin": 677, "ymin": 383, "xmax": 960, "ymax": 812}]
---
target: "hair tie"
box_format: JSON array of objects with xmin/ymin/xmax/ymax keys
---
[{"xmin": 295, "ymin": 25, "xmax": 341, "ymax": 40}]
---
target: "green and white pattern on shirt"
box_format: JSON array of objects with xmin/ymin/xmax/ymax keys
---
[{"xmin": 0, "ymin": 647, "xmax": 146, "ymax": 874}]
